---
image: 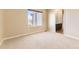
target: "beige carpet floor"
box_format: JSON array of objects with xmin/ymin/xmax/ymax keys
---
[{"xmin": 0, "ymin": 32, "xmax": 79, "ymax": 49}]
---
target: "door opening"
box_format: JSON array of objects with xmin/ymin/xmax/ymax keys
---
[{"xmin": 55, "ymin": 9, "xmax": 64, "ymax": 34}]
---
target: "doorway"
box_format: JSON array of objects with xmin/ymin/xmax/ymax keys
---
[{"xmin": 55, "ymin": 9, "xmax": 64, "ymax": 34}]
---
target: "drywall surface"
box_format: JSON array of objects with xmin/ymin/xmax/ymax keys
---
[
  {"xmin": 3, "ymin": 10, "xmax": 27, "ymax": 38},
  {"xmin": 0, "ymin": 10, "xmax": 3, "ymax": 40},
  {"xmin": 2, "ymin": 9, "xmax": 48, "ymax": 39},
  {"xmin": 64, "ymin": 9, "xmax": 79, "ymax": 38},
  {"xmin": 48, "ymin": 9, "xmax": 56, "ymax": 32}
]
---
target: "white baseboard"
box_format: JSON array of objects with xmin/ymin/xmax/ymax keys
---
[
  {"xmin": 3, "ymin": 34, "xmax": 27, "ymax": 40},
  {"xmin": 2, "ymin": 30, "xmax": 45, "ymax": 41},
  {"xmin": 64, "ymin": 34, "xmax": 79, "ymax": 40},
  {"xmin": 0, "ymin": 34, "xmax": 27, "ymax": 46}
]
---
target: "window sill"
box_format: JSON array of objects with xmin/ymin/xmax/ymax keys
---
[{"xmin": 28, "ymin": 25, "xmax": 43, "ymax": 28}]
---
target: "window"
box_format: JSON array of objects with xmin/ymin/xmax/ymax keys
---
[{"xmin": 28, "ymin": 9, "xmax": 43, "ymax": 27}]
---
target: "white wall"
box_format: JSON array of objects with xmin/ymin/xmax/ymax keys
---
[
  {"xmin": 0, "ymin": 10, "xmax": 3, "ymax": 40},
  {"xmin": 48, "ymin": 9, "xmax": 56, "ymax": 32},
  {"xmin": 48, "ymin": 9, "xmax": 63, "ymax": 32},
  {"xmin": 3, "ymin": 10, "xmax": 27, "ymax": 38},
  {"xmin": 2, "ymin": 9, "xmax": 48, "ymax": 39},
  {"xmin": 64, "ymin": 9, "xmax": 79, "ymax": 38}
]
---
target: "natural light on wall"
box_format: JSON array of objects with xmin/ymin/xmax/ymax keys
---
[{"xmin": 28, "ymin": 9, "xmax": 43, "ymax": 27}]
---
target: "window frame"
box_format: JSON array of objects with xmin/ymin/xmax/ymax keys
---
[{"xmin": 27, "ymin": 9, "xmax": 43, "ymax": 27}]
